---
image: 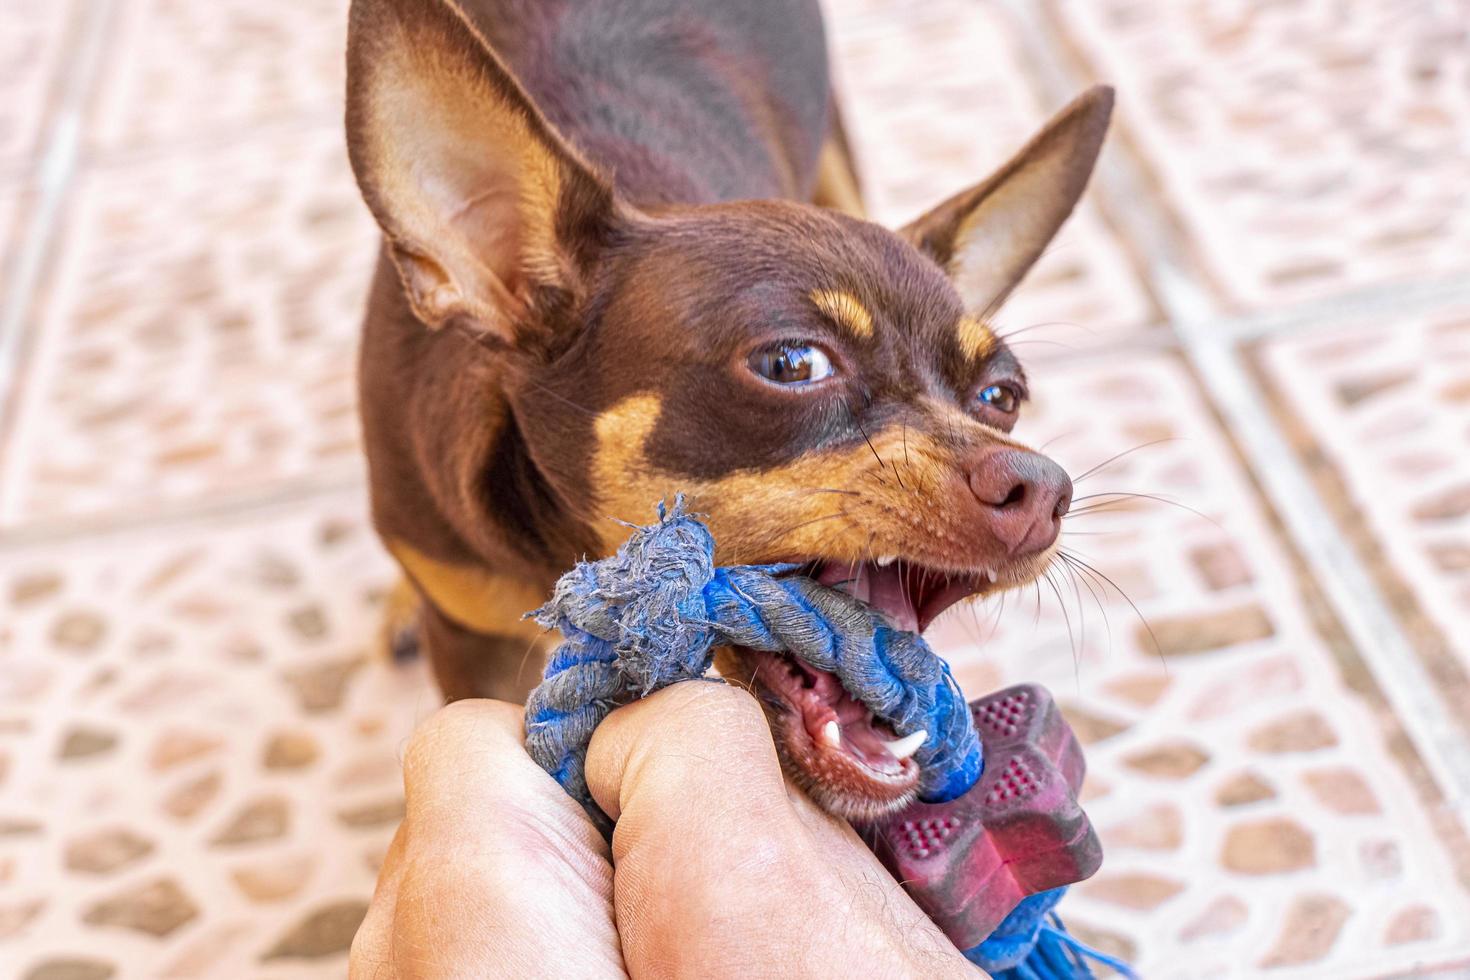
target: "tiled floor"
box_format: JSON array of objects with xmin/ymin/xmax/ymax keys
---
[
  {"xmin": 0, "ymin": 1, "xmax": 74, "ymax": 177},
  {"xmin": 1052, "ymin": 0, "xmax": 1470, "ymax": 310},
  {"xmin": 1, "ymin": 493, "xmax": 433, "ymax": 979},
  {"xmin": 0, "ymin": 127, "xmax": 375, "ymax": 526},
  {"xmin": 2, "ymin": 0, "xmax": 1469, "ymax": 977}
]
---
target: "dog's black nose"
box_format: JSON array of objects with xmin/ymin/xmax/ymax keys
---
[{"xmin": 968, "ymin": 449, "xmax": 1073, "ymax": 556}]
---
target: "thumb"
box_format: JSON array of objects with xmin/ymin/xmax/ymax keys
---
[{"xmin": 584, "ymin": 681, "xmax": 974, "ymax": 979}]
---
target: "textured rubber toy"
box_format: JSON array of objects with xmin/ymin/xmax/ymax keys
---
[{"xmin": 868, "ymin": 684, "xmax": 1102, "ymax": 952}]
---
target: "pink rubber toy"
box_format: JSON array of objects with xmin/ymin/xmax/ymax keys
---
[{"xmin": 868, "ymin": 684, "xmax": 1102, "ymax": 952}]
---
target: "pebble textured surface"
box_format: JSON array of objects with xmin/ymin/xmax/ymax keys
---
[
  {"xmin": 1053, "ymin": 0, "xmax": 1470, "ymax": 309},
  {"xmin": 2, "ymin": 0, "xmax": 1469, "ymax": 976}
]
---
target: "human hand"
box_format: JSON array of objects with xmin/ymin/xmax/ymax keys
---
[{"xmin": 349, "ymin": 681, "xmax": 976, "ymax": 978}]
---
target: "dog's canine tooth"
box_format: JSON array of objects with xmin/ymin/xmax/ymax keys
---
[
  {"xmin": 875, "ymin": 555, "xmax": 897, "ymax": 567},
  {"xmin": 985, "ymin": 568, "xmax": 998, "ymax": 583},
  {"xmin": 881, "ymin": 729, "xmax": 928, "ymax": 762},
  {"xmin": 821, "ymin": 720, "xmax": 842, "ymax": 748}
]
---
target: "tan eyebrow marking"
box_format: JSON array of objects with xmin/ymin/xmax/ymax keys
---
[
  {"xmin": 957, "ymin": 317, "xmax": 997, "ymax": 361},
  {"xmin": 809, "ymin": 289, "xmax": 874, "ymax": 339}
]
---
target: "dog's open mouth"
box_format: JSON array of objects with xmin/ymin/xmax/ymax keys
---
[{"xmin": 716, "ymin": 558, "xmax": 988, "ymax": 823}]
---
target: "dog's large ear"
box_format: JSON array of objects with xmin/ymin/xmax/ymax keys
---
[
  {"xmin": 345, "ymin": 0, "xmax": 619, "ymax": 346},
  {"xmin": 901, "ymin": 86, "xmax": 1113, "ymax": 315}
]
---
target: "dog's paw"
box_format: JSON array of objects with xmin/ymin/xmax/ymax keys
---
[{"xmin": 379, "ymin": 577, "xmax": 422, "ymax": 664}]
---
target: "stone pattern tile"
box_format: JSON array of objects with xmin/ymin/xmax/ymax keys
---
[
  {"xmin": 0, "ymin": 0, "xmax": 1159, "ymax": 530},
  {"xmin": 2, "ymin": 0, "xmax": 1469, "ymax": 976},
  {"xmin": 89, "ymin": 0, "xmax": 349, "ymax": 151},
  {"xmin": 14, "ymin": 359, "xmax": 1461, "ymax": 977},
  {"xmin": 0, "ymin": 125, "xmax": 378, "ymax": 526},
  {"xmin": 1054, "ymin": 0, "xmax": 1470, "ymax": 309},
  {"xmin": 0, "ymin": 493, "xmax": 435, "ymax": 978},
  {"xmin": 0, "ymin": 0, "xmax": 376, "ymax": 530},
  {"xmin": 927, "ymin": 353, "xmax": 1470, "ymax": 975},
  {"xmin": 0, "ymin": 0, "xmax": 72, "ymax": 174},
  {"xmin": 1257, "ymin": 309, "xmax": 1470, "ymax": 679},
  {"xmin": 823, "ymin": 0, "xmax": 1158, "ymax": 349}
]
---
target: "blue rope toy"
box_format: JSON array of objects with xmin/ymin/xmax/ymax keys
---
[{"xmin": 524, "ymin": 498, "xmax": 1133, "ymax": 978}]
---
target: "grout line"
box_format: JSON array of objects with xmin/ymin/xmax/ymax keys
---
[
  {"xmin": 84, "ymin": 103, "xmax": 349, "ymax": 173},
  {"xmin": 1214, "ymin": 270, "xmax": 1470, "ymax": 342},
  {"xmin": 0, "ymin": 0, "xmax": 121, "ymax": 503},
  {"xmin": 1003, "ymin": 0, "xmax": 1470, "ymax": 822},
  {"xmin": 1183, "ymin": 337, "xmax": 1470, "ymax": 809},
  {"xmin": 0, "ymin": 2, "xmax": 1465, "ymax": 823}
]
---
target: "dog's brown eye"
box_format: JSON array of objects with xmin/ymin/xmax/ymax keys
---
[
  {"xmin": 976, "ymin": 383, "xmax": 1019, "ymax": 414},
  {"xmin": 748, "ymin": 343, "xmax": 835, "ymax": 386}
]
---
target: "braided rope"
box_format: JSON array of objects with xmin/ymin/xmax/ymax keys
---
[
  {"xmin": 524, "ymin": 497, "xmax": 982, "ymax": 831},
  {"xmin": 520, "ymin": 498, "xmax": 1130, "ymax": 978}
]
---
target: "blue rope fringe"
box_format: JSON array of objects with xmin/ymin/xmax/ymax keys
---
[
  {"xmin": 523, "ymin": 498, "xmax": 1130, "ymax": 979},
  {"xmin": 524, "ymin": 497, "xmax": 981, "ymax": 823},
  {"xmin": 967, "ymin": 888, "xmax": 1137, "ymax": 978}
]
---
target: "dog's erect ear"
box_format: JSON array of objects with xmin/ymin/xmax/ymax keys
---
[
  {"xmin": 346, "ymin": 0, "xmax": 618, "ymax": 346},
  {"xmin": 901, "ymin": 86, "xmax": 1114, "ymax": 315}
]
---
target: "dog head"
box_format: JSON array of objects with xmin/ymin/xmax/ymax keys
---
[{"xmin": 346, "ymin": 0, "xmax": 1111, "ymax": 821}]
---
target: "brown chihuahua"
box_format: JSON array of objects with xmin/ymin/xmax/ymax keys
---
[{"xmin": 345, "ymin": 0, "xmax": 1111, "ymax": 821}]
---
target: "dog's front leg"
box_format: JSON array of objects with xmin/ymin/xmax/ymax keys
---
[{"xmin": 418, "ymin": 599, "xmax": 556, "ymax": 704}]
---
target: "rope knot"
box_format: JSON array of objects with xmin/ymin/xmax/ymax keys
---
[
  {"xmin": 528, "ymin": 498, "xmax": 980, "ymax": 809},
  {"xmin": 523, "ymin": 500, "xmax": 1126, "ymax": 979},
  {"xmin": 599, "ymin": 496, "xmax": 718, "ymax": 692}
]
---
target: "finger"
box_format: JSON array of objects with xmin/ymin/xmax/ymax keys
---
[
  {"xmin": 585, "ymin": 681, "xmax": 790, "ymax": 828},
  {"xmin": 381, "ymin": 699, "xmax": 626, "ymax": 978},
  {"xmin": 585, "ymin": 682, "xmax": 973, "ymax": 979},
  {"xmin": 585, "ymin": 683, "xmax": 805, "ymax": 975},
  {"xmin": 400, "ymin": 700, "xmax": 585, "ymax": 835},
  {"xmin": 348, "ymin": 822, "xmax": 410, "ymax": 980}
]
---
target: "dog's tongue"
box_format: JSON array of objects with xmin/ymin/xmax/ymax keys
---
[{"xmin": 816, "ymin": 561, "xmax": 921, "ymax": 633}]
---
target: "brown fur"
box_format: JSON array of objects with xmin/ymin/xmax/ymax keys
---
[{"xmin": 345, "ymin": 0, "xmax": 1111, "ymax": 715}]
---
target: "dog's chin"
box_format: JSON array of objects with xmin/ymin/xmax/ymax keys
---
[
  {"xmin": 716, "ymin": 551, "xmax": 1054, "ymax": 823},
  {"xmin": 715, "ymin": 643, "xmax": 922, "ymax": 823}
]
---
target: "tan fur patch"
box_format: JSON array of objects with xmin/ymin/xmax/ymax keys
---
[
  {"xmin": 812, "ymin": 140, "xmax": 866, "ymax": 218},
  {"xmin": 956, "ymin": 317, "xmax": 997, "ymax": 361},
  {"xmin": 809, "ymin": 289, "xmax": 874, "ymax": 339},
  {"xmin": 589, "ymin": 394, "xmax": 1043, "ymax": 577},
  {"xmin": 387, "ymin": 539, "xmax": 549, "ymax": 641}
]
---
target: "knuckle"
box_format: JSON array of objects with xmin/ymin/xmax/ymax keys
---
[
  {"xmin": 347, "ymin": 917, "xmax": 388, "ymax": 979},
  {"xmin": 402, "ymin": 699, "xmax": 508, "ymax": 777},
  {"xmin": 655, "ymin": 679, "xmax": 767, "ymax": 734},
  {"xmin": 635, "ymin": 682, "xmax": 780, "ymax": 776}
]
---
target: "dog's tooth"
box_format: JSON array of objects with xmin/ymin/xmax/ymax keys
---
[
  {"xmin": 875, "ymin": 555, "xmax": 897, "ymax": 567},
  {"xmin": 985, "ymin": 568, "xmax": 998, "ymax": 584},
  {"xmin": 821, "ymin": 720, "xmax": 842, "ymax": 749},
  {"xmin": 881, "ymin": 729, "xmax": 928, "ymax": 761}
]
